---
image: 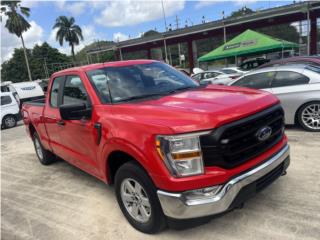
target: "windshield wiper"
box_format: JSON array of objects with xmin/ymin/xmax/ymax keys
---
[
  {"xmin": 166, "ymin": 85, "xmax": 200, "ymax": 94},
  {"xmin": 116, "ymin": 93, "xmax": 166, "ymax": 103}
]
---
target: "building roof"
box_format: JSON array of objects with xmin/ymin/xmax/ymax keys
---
[{"xmin": 87, "ymin": 1, "xmax": 320, "ymax": 54}]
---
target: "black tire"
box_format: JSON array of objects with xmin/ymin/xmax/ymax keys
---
[
  {"xmin": 33, "ymin": 132, "xmax": 56, "ymax": 165},
  {"xmin": 115, "ymin": 161, "xmax": 166, "ymax": 234},
  {"xmin": 2, "ymin": 115, "xmax": 17, "ymax": 129},
  {"xmin": 297, "ymin": 101, "xmax": 320, "ymax": 132}
]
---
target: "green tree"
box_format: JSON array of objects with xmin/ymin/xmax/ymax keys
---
[
  {"xmin": 1, "ymin": 0, "xmax": 32, "ymax": 81},
  {"xmin": 142, "ymin": 30, "xmax": 161, "ymax": 38},
  {"xmin": 228, "ymin": 7, "xmax": 299, "ymax": 43},
  {"xmin": 53, "ymin": 16, "xmax": 83, "ymax": 60},
  {"xmin": 228, "ymin": 7, "xmax": 254, "ymax": 18},
  {"xmin": 1, "ymin": 42, "xmax": 70, "ymax": 82}
]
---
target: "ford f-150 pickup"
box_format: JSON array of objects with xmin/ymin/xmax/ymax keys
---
[{"xmin": 22, "ymin": 60, "xmax": 290, "ymax": 233}]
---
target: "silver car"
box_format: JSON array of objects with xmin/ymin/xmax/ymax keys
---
[{"xmin": 229, "ymin": 64, "xmax": 320, "ymax": 132}]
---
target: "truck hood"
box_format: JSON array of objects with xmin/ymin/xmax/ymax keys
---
[{"xmin": 111, "ymin": 85, "xmax": 279, "ymax": 133}]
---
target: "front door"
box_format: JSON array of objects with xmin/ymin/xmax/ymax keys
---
[{"xmin": 57, "ymin": 75, "xmax": 99, "ymax": 176}]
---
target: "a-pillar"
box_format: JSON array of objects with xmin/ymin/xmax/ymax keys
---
[{"xmin": 310, "ymin": 12, "xmax": 317, "ymax": 55}]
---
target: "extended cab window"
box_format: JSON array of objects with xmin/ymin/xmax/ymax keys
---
[
  {"xmin": 1, "ymin": 95, "xmax": 12, "ymax": 105},
  {"xmin": 272, "ymin": 71, "xmax": 310, "ymax": 88},
  {"xmin": 232, "ymin": 72, "xmax": 275, "ymax": 89},
  {"xmin": 63, "ymin": 76, "xmax": 89, "ymax": 105},
  {"xmin": 50, "ymin": 76, "xmax": 63, "ymax": 107}
]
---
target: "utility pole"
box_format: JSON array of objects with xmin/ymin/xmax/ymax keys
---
[
  {"xmin": 175, "ymin": 15, "xmax": 182, "ymax": 66},
  {"xmin": 306, "ymin": 2, "xmax": 310, "ymax": 56},
  {"xmin": 222, "ymin": 11, "xmax": 227, "ymax": 67},
  {"xmin": 161, "ymin": 0, "xmax": 169, "ymax": 63}
]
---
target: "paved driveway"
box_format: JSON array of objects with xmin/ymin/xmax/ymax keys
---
[{"xmin": 1, "ymin": 124, "xmax": 320, "ymax": 240}]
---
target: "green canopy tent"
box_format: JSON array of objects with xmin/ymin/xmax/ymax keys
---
[{"xmin": 198, "ymin": 29, "xmax": 299, "ymax": 62}]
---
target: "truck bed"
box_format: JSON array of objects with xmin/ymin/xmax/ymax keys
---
[{"xmin": 23, "ymin": 98, "xmax": 46, "ymax": 107}]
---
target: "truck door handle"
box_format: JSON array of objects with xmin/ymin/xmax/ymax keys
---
[{"xmin": 56, "ymin": 120, "xmax": 65, "ymax": 126}]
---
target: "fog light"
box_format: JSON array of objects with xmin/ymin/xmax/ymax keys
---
[{"xmin": 184, "ymin": 186, "xmax": 221, "ymax": 201}]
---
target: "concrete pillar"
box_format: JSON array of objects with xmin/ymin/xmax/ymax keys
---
[
  {"xmin": 192, "ymin": 40, "xmax": 198, "ymax": 68},
  {"xmin": 147, "ymin": 48, "xmax": 151, "ymax": 59},
  {"xmin": 310, "ymin": 13, "xmax": 317, "ymax": 55},
  {"xmin": 187, "ymin": 40, "xmax": 194, "ymax": 73}
]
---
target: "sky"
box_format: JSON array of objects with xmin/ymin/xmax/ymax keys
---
[{"xmin": 1, "ymin": 0, "xmax": 295, "ymax": 62}]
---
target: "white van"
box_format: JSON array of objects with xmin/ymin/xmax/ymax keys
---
[
  {"xmin": 1, "ymin": 92, "xmax": 20, "ymax": 129},
  {"xmin": 1, "ymin": 81, "xmax": 44, "ymax": 108}
]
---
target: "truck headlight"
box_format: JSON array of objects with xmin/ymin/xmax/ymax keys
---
[{"xmin": 156, "ymin": 131, "xmax": 210, "ymax": 177}]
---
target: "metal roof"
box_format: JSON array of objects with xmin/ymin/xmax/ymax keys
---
[{"xmin": 87, "ymin": 1, "xmax": 320, "ymax": 55}]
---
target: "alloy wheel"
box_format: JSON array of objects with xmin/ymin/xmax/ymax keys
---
[
  {"xmin": 301, "ymin": 104, "xmax": 320, "ymax": 130},
  {"xmin": 120, "ymin": 178, "xmax": 151, "ymax": 223}
]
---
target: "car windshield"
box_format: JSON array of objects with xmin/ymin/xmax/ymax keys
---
[
  {"xmin": 221, "ymin": 69, "xmax": 237, "ymax": 74},
  {"xmin": 86, "ymin": 62, "xmax": 199, "ymax": 103}
]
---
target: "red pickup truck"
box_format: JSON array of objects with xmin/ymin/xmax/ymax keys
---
[{"xmin": 22, "ymin": 60, "xmax": 290, "ymax": 233}]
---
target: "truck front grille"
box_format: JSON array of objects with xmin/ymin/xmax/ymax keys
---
[{"xmin": 200, "ymin": 104, "xmax": 284, "ymax": 169}]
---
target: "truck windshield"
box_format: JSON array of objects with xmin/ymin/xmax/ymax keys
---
[{"xmin": 86, "ymin": 62, "xmax": 199, "ymax": 103}]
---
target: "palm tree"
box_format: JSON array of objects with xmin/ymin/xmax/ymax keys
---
[
  {"xmin": 53, "ymin": 16, "xmax": 83, "ymax": 60},
  {"xmin": 1, "ymin": 0, "xmax": 32, "ymax": 81}
]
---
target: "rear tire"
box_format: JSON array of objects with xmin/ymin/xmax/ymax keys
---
[
  {"xmin": 297, "ymin": 101, "xmax": 320, "ymax": 132},
  {"xmin": 115, "ymin": 161, "xmax": 166, "ymax": 234},
  {"xmin": 33, "ymin": 132, "xmax": 56, "ymax": 165},
  {"xmin": 2, "ymin": 115, "xmax": 17, "ymax": 129}
]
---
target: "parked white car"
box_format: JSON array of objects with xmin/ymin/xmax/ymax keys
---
[
  {"xmin": 230, "ymin": 64, "xmax": 320, "ymax": 131},
  {"xmin": 1, "ymin": 81, "xmax": 44, "ymax": 107},
  {"xmin": 191, "ymin": 70, "xmax": 239, "ymax": 85},
  {"xmin": 1, "ymin": 92, "xmax": 20, "ymax": 129},
  {"xmin": 221, "ymin": 67, "xmax": 247, "ymax": 75}
]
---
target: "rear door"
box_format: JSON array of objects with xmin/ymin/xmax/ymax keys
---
[
  {"xmin": 270, "ymin": 71, "xmax": 311, "ymax": 121},
  {"xmin": 57, "ymin": 74, "xmax": 99, "ymax": 176},
  {"xmin": 43, "ymin": 76, "xmax": 65, "ymax": 154}
]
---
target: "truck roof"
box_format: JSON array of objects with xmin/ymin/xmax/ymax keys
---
[{"xmin": 54, "ymin": 60, "xmax": 158, "ymax": 76}]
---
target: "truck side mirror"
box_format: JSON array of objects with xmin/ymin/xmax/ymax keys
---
[{"xmin": 59, "ymin": 103, "xmax": 91, "ymax": 120}]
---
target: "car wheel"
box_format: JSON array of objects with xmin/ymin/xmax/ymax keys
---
[
  {"xmin": 115, "ymin": 161, "xmax": 166, "ymax": 233},
  {"xmin": 298, "ymin": 101, "xmax": 320, "ymax": 132},
  {"xmin": 33, "ymin": 132, "xmax": 56, "ymax": 165},
  {"xmin": 2, "ymin": 115, "xmax": 17, "ymax": 129}
]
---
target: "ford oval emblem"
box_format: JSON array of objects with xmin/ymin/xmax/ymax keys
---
[{"xmin": 256, "ymin": 126, "xmax": 272, "ymax": 141}]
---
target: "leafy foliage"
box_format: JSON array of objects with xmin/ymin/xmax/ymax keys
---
[
  {"xmin": 53, "ymin": 16, "xmax": 83, "ymax": 59},
  {"xmin": 1, "ymin": 43, "xmax": 70, "ymax": 82},
  {"xmin": 142, "ymin": 30, "xmax": 161, "ymax": 38},
  {"xmin": 1, "ymin": 0, "xmax": 30, "ymax": 37}
]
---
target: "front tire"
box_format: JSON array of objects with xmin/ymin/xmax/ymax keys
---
[
  {"xmin": 2, "ymin": 115, "xmax": 17, "ymax": 129},
  {"xmin": 33, "ymin": 133, "xmax": 56, "ymax": 165},
  {"xmin": 297, "ymin": 101, "xmax": 320, "ymax": 132},
  {"xmin": 115, "ymin": 161, "xmax": 166, "ymax": 234}
]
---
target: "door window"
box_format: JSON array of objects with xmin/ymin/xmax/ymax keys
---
[
  {"xmin": 272, "ymin": 71, "xmax": 310, "ymax": 88},
  {"xmin": 62, "ymin": 76, "xmax": 89, "ymax": 105},
  {"xmin": 232, "ymin": 72, "xmax": 275, "ymax": 89},
  {"xmin": 1, "ymin": 96, "xmax": 12, "ymax": 105},
  {"xmin": 50, "ymin": 76, "xmax": 63, "ymax": 108}
]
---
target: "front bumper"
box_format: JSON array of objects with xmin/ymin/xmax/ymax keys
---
[{"xmin": 157, "ymin": 144, "xmax": 290, "ymax": 219}]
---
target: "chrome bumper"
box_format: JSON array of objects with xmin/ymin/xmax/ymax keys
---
[{"xmin": 157, "ymin": 144, "xmax": 290, "ymax": 219}]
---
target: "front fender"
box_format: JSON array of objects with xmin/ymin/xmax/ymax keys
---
[{"xmin": 99, "ymin": 137, "xmax": 163, "ymax": 183}]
